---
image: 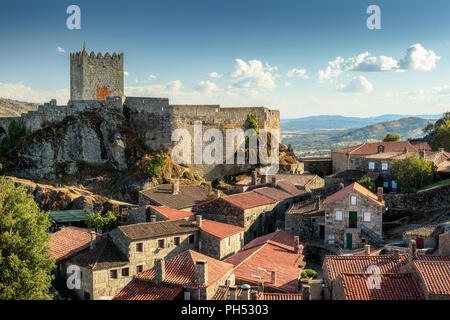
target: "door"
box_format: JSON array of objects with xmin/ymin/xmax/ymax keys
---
[
  {"xmin": 349, "ymin": 211, "xmax": 358, "ymax": 228},
  {"xmin": 319, "ymin": 225, "xmax": 325, "ymax": 239},
  {"xmin": 346, "ymin": 233, "xmax": 352, "ymax": 249},
  {"xmin": 416, "ymin": 237, "xmax": 424, "ymax": 249}
]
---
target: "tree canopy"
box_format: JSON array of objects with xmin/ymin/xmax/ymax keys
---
[
  {"xmin": 424, "ymin": 112, "xmax": 450, "ymax": 151},
  {"xmin": 0, "ymin": 177, "xmax": 55, "ymax": 300},
  {"xmin": 357, "ymin": 177, "xmax": 375, "ymax": 192},
  {"xmin": 86, "ymin": 211, "xmax": 118, "ymax": 233},
  {"xmin": 391, "ymin": 154, "xmax": 435, "ymax": 193},
  {"xmin": 383, "ymin": 133, "xmax": 401, "ymax": 142}
]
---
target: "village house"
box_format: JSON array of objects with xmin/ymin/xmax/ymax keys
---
[
  {"xmin": 113, "ymin": 250, "xmax": 235, "ymax": 300},
  {"xmin": 403, "ymin": 225, "xmax": 444, "ymax": 250},
  {"xmin": 126, "ymin": 205, "xmax": 195, "ymax": 224},
  {"xmin": 331, "ymin": 140, "xmax": 431, "ymax": 174},
  {"xmin": 224, "ymin": 231, "xmax": 306, "ymax": 293},
  {"xmin": 323, "ymin": 240, "xmax": 450, "ymax": 300},
  {"xmin": 138, "ymin": 181, "xmax": 209, "ymax": 211},
  {"xmin": 285, "ymin": 196, "xmax": 325, "ymax": 241},
  {"xmin": 194, "ymin": 216, "xmax": 245, "ymax": 260},
  {"xmin": 323, "ymin": 182, "xmax": 385, "ymax": 250},
  {"xmin": 193, "ymin": 191, "xmax": 277, "ymax": 244}
]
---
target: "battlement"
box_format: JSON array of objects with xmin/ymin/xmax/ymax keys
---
[{"xmin": 70, "ymin": 51, "xmax": 124, "ymax": 101}]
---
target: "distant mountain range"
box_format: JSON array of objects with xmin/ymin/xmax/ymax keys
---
[
  {"xmin": 0, "ymin": 98, "xmax": 39, "ymax": 117},
  {"xmin": 281, "ymin": 114, "xmax": 440, "ymax": 130}
]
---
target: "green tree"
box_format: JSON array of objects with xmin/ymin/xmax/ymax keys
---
[
  {"xmin": 0, "ymin": 120, "xmax": 29, "ymax": 157},
  {"xmin": 145, "ymin": 155, "xmax": 166, "ymax": 178},
  {"xmin": 391, "ymin": 154, "xmax": 435, "ymax": 193},
  {"xmin": 383, "ymin": 133, "xmax": 400, "ymax": 142},
  {"xmin": 357, "ymin": 177, "xmax": 375, "ymax": 192},
  {"xmin": 424, "ymin": 112, "xmax": 450, "ymax": 151},
  {"xmin": 301, "ymin": 269, "xmax": 317, "ymax": 279},
  {"xmin": 86, "ymin": 211, "xmax": 118, "ymax": 233},
  {"xmin": 247, "ymin": 114, "xmax": 259, "ymax": 132},
  {"xmin": 0, "ymin": 177, "xmax": 55, "ymax": 299}
]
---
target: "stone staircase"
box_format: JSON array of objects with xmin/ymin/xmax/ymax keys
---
[{"xmin": 361, "ymin": 225, "xmax": 386, "ymax": 247}]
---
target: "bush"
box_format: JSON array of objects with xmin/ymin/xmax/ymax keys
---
[
  {"xmin": 86, "ymin": 211, "xmax": 118, "ymax": 233},
  {"xmin": 247, "ymin": 114, "xmax": 258, "ymax": 132},
  {"xmin": 0, "ymin": 120, "xmax": 29, "ymax": 157},
  {"xmin": 301, "ymin": 269, "xmax": 317, "ymax": 279},
  {"xmin": 383, "ymin": 133, "xmax": 400, "ymax": 142},
  {"xmin": 391, "ymin": 154, "xmax": 434, "ymax": 193},
  {"xmin": 145, "ymin": 155, "xmax": 166, "ymax": 178},
  {"xmin": 357, "ymin": 177, "xmax": 375, "ymax": 192}
]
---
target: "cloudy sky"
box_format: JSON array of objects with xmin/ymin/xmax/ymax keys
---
[{"xmin": 0, "ymin": 0, "xmax": 449, "ymax": 118}]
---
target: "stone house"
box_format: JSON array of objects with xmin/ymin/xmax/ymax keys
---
[
  {"xmin": 439, "ymin": 229, "xmax": 450, "ymax": 255},
  {"xmin": 224, "ymin": 231, "xmax": 306, "ymax": 293},
  {"xmin": 113, "ymin": 250, "xmax": 235, "ymax": 300},
  {"xmin": 126, "ymin": 205, "xmax": 194, "ymax": 224},
  {"xmin": 331, "ymin": 141, "xmax": 431, "ymax": 174},
  {"xmin": 403, "ymin": 225, "xmax": 443, "ymax": 250},
  {"xmin": 285, "ymin": 196, "xmax": 325, "ymax": 241},
  {"xmin": 194, "ymin": 216, "xmax": 245, "ymax": 260},
  {"xmin": 193, "ymin": 191, "xmax": 277, "ymax": 244},
  {"xmin": 323, "ymin": 182, "xmax": 385, "ymax": 250},
  {"xmin": 138, "ymin": 181, "xmax": 209, "ymax": 211},
  {"xmin": 235, "ymin": 173, "xmax": 324, "ymax": 193}
]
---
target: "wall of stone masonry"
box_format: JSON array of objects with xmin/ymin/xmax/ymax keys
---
[
  {"xmin": 439, "ymin": 230, "xmax": 450, "ymax": 254},
  {"xmin": 199, "ymin": 230, "xmax": 244, "ymax": 260},
  {"xmin": 301, "ymin": 158, "xmax": 332, "ymax": 177},
  {"xmin": 324, "ymin": 190, "xmax": 383, "ymax": 249}
]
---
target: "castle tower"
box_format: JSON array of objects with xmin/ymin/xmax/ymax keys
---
[{"xmin": 70, "ymin": 51, "xmax": 124, "ymax": 101}]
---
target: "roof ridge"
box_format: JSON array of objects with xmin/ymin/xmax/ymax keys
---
[
  {"xmin": 232, "ymin": 243, "xmax": 267, "ymax": 270},
  {"xmin": 348, "ymin": 143, "xmax": 366, "ymax": 155}
]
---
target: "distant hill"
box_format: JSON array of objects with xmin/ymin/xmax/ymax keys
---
[
  {"xmin": 282, "ymin": 117, "xmax": 434, "ymax": 158},
  {"xmin": 0, "ymin": 98, "xmax": 40, "ymax": 117},
  {"xmin": 281, "ymin": 114, "xmax": 440, "ymax": 130}
]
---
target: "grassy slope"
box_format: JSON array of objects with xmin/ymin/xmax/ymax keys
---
[{"xmin": 0, "ymin": 98, "xmax": 40, "ymax": 117}]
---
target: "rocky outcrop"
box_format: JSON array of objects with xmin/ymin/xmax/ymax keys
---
[{"xmin": 9, "ymin": 108, "xmax": 127, "ymax": 179}]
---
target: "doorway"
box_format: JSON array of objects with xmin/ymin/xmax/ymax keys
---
[
  {"xmin": 349, "ymin": 211, "xmax": 357, "ymax": 228},
  {"xmin": 346, "ymin": 233, "xmax": 352, "ymax": 249}
]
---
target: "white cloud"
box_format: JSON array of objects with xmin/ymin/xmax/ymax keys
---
[
  {"xmin": 284, "ymin": 82, "xmax": 292, "ymax": 87},
  {"xmin": 194, "ymin": 81, "xmax": 219, "ymax": 93},
  {"xmin": 57, "ymin": 47, "xmax": 65, "ymax": 53},
  {"xmin": 337, "ymin": 76, "xmax": 374, "ymax": 93},
  {"xmin": 230, "ymin": 59, "xmax": 277, "ymax": 89},
  {"xmin": 0, "ymin": 82, "xmax": 69, "ymax": 104},
  {"xmin": 399, "ymin": 44, "xmax": 440, "ymax": 71},
  {"xmin": 208, "ymin": 72, "xmax": 223, "ymax": 78},
  {"xmin": 126, "ymin": 80, "xmax": 185, "ymax": 97},
  {"xmin": 318, "ymin": 44, "xmax": 439, "ymax": 82},
  {"xmin": 124, "ymin": 71, "xmax": 130, "ymax": 76},
  {"xmin": 286, "ymin": 68, "xmax": 309, "ymax": 79},
  {"xmin": 148, "ymin": 74, "xmax": 157, "ymax": 79}
]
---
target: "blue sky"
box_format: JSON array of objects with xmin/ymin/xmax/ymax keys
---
[{"xmin": 0, "ymin": 0, "xmax": 449, "ymax": 118}]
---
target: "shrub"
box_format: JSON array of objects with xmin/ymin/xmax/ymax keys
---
[
  {"xmin": 301, "ymin": 269, "xmax": 317, "ymax": 279},
  {"xmin": 0, "ymin": 120, "xmax": 29, "ymax": 157},
  {"xmin": 86, "ymin": 211, "xmax": 118, "ymax": 232},
  {"xmin": 145, "ymin": 155, "xmax": 166, "ymax": 178},
  {"xmin": 247, "ymin": 114, "xmax": 258, "ymax": 132},
  {"xmin": 357, "ymin": 177, "xmax": 375, "ymax": 192},
  {"xmin": 383, "ymin": 133, "xmax": 400, "ymax": 142},
  {"xmin": 391, "ymin": 153, "xmax": 434, "ymax": 193}
]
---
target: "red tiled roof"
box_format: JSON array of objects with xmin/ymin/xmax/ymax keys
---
[
  {"xmin": 148, "ymin": 205, "xmax": 194, "ymax": 220},
  {"xmin": 221, "ymin": 191, "xmax": 276, "ymax": 210},
  {"xmin": 225, "ymin": 231, "xmax": 305, "ymax": 293},
  {"xmin": 195, "ymin": 219, "xmax": 244, "ymax": 239},
  {"xmin": 253, "ymin": 187, "xmax": 296, "ymax": 201},
  {"xmin": 332, "ymin": 141, "xmax": 431, "ymax": 155},
  {"xmin": 413, "ymin": 260, "xmax": 450, "ymax": 296},
  {"xmin": 323, "ymin": 182, "xmax": 385, "ymax": 206},
  {"xmin": 243, "ymin": 230, "xmax": 297, "ymax": 250},
  {"xmin": 140, "ymin": 184, "xmax": 209, "ymax": 209},
  {"xmin": 338, "ymin": 273, "xmax": 424, "ymax": 300},
  {"xmin": 211, "ymin": 286, "xmax": 303, "ymax": 300},
  {"xmin": 134, "ymin": 250, "xmax": 233, "ymax": 288},
  {"xmin": 48, "ymin": 227, "xmax": 102, "ymax": 263},
  {"xmin": 360, "ymin": 173, "xmax": 380, "ymax": 182},
  {"xmin": 113, "ymin": 281, "xmax": 182, "ymax": 300}
]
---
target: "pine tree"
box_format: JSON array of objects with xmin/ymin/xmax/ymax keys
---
[{"xmin": 0, "ymin": 177, "xmax": 55, "ymax": 300}]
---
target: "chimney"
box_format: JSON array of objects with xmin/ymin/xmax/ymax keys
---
[
  {"xmin": 194, "ymin": 260, "xmax": 208, "ymax": 286},
  {"xmin": 377, "ymin": 187, "xmax": 383, "ymax": 202},
  {"xmin": 196, "ymin": 215, "xmax": 202, "ymax": 227},
  {"xmin": 364, "ymin": 244, "xmax": 371, "ymax": 255},
  {"xmin": 250, "ymin": 289, "xmax": 259, "ymax": 300},
  {"xmin": 251, "ymin": 171, "xmax": 258, "ymax": 185},
  {"xmin": 404, "ymin": 146, "xmax": 409, "ymax": 153},
  {"xmin": 261, "ymin": 174, "xmax": 268, "ymax": 184},
  {"xmin": 229, "ymin": 286, "xmax": 237, "ymax": 300},
  {"xmin": 90, "ymin": 231, "xmax": 96, "ymax": 250},
  {"xmin": 294, "ymin": 236, "xmax": 300, "ymax": 254},
  {"xmin": 272, "ymin": 176, "xmax": 279, "ymax": 187},
  {"xmin": 241, "ymin": 284, "xmax": 250, "ymax": 300},
  {"xmin": 214, "ymin": 190, "xmax": 221, "ymax": 198},
  {"xmin": 302, "ymin": 285, "xmax": 311, "ymax": 300},
  {"xmin": 150, "ymin": 214, "xmax": 156, "ymax": 223},
  {"xmin": 419, "ymin": 149, "xmax": 425, "ymax": 159},
  {"xmin": 339, "ymin": 183, "xmax": 345, "ymax": 190},
  {"xmin": 172, "ymin": 180, "xmax": 179, "ymax": 195},
  {"xmin": 257, "ymin": 280, "xmax": 265, "ymax": 294},
  {"xmin": 408, "ymin": 240, "xmax": 417, "ymax": 263},
  {"xmin": 439, "ymin": 148, "xmax": 445, "ymax": 153},
  {"xmin": 271, "ymin": 270, "xmax": 277, "ymax": 285},
  {"xmin": 392, "ymin": 248, "xmax": 400, "ymax": 261},
  {"xmin": 154, "ymin": 259, "xmax": 166, "ymax": 284}
]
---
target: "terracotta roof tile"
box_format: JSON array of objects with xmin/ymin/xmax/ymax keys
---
[
  {"xmin": 48, "ymin": 227, "xmax": 102, "ymax": 263},
  {"xmin": 211, "ymin": 286, "xmax": 303, "ymax": 300},
  {"xmin": 413, "ymin": 260, "xmax": 450, "ymax": 296},
  {"xmin": 195, "ymin": 219, "xmax": 244, "ymax": 239},
  {"xmin": 221, "ymin": 191, "xmax": 276, "ymax": 210},
  {"xmin": 338, "ymin": 273, "xmax": 424, "ymax": 300},
  {"xmin": 323, "ymin": 182, "xmax": 384, "ymax": 206},
  {"xmin": 148, "ymin": 205, "xmax": 194, "ymax": 220},
  {"xmin": 117, "ymin": 219, "xmax": 198, "ymax": 240},
  {"xmin": 253, "ymin": 187, "xmax": 297, "ymax": 201},
  {"xmin": 332, "ymin": 141, "xmax": 431, "ymax": 155},
  {"xmin": 113, "ymin": 282, "xmax": 182, "ymax": 300},
  {"xmin": 134, "ymin": 250, "xmax": 233, "ymax": 288}
]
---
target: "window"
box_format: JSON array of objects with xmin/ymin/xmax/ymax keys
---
[
  {"xmin": 392, "ymin": 180, "xmax": 397, "ymax": 189},
  {"xmin": 381, "ymin": 162, "xmax": 388, "ymax": 171},
  {"xmin": 350, "ymin": 196, "xmax": 357, "ymax": 205},
  {"xmin": 158, "ymin": 239, "xmax": 165, "ymax": 248},
  {"xmin": 110, "ymin": 269, "xmax": 118, "ymax": 279},
  {"xmin": 383, "ymin": 181, "xmax": 389, "ymax": 188},
  {"xmin": 368, "ymin": 162, "xmax": 375, "ymax": 170},
  {"xmin": 174, "ymin": 237, "xmax": 180, "ymax": 246},
  {"xmin": 335, "ymin": 211, "xmax": 343, "ymax": 221},
  {"xmin": 189, "ymin": 234, "xmax": 195, "ymax": 244},
  {"xmin": 364, "ymin": 212, "xmax": 371, "ymax": 222},
  {"xmin": 122, "ymin": 268, "xmax": 129, "ymax": 277},
  {"xmin": 227, "ymin": 237, "xmax": 231, "ymax": 247},
  {"xmin": 377, "ymin": 145, "xmax": 385, "ymax": 153},
  {"xmin": 136, "ymin": 265, "xmax": 143, "ymax": 273},
  {"xmin": 136, "ymin": 243, "xmax": 143, "ymax": 252}
]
